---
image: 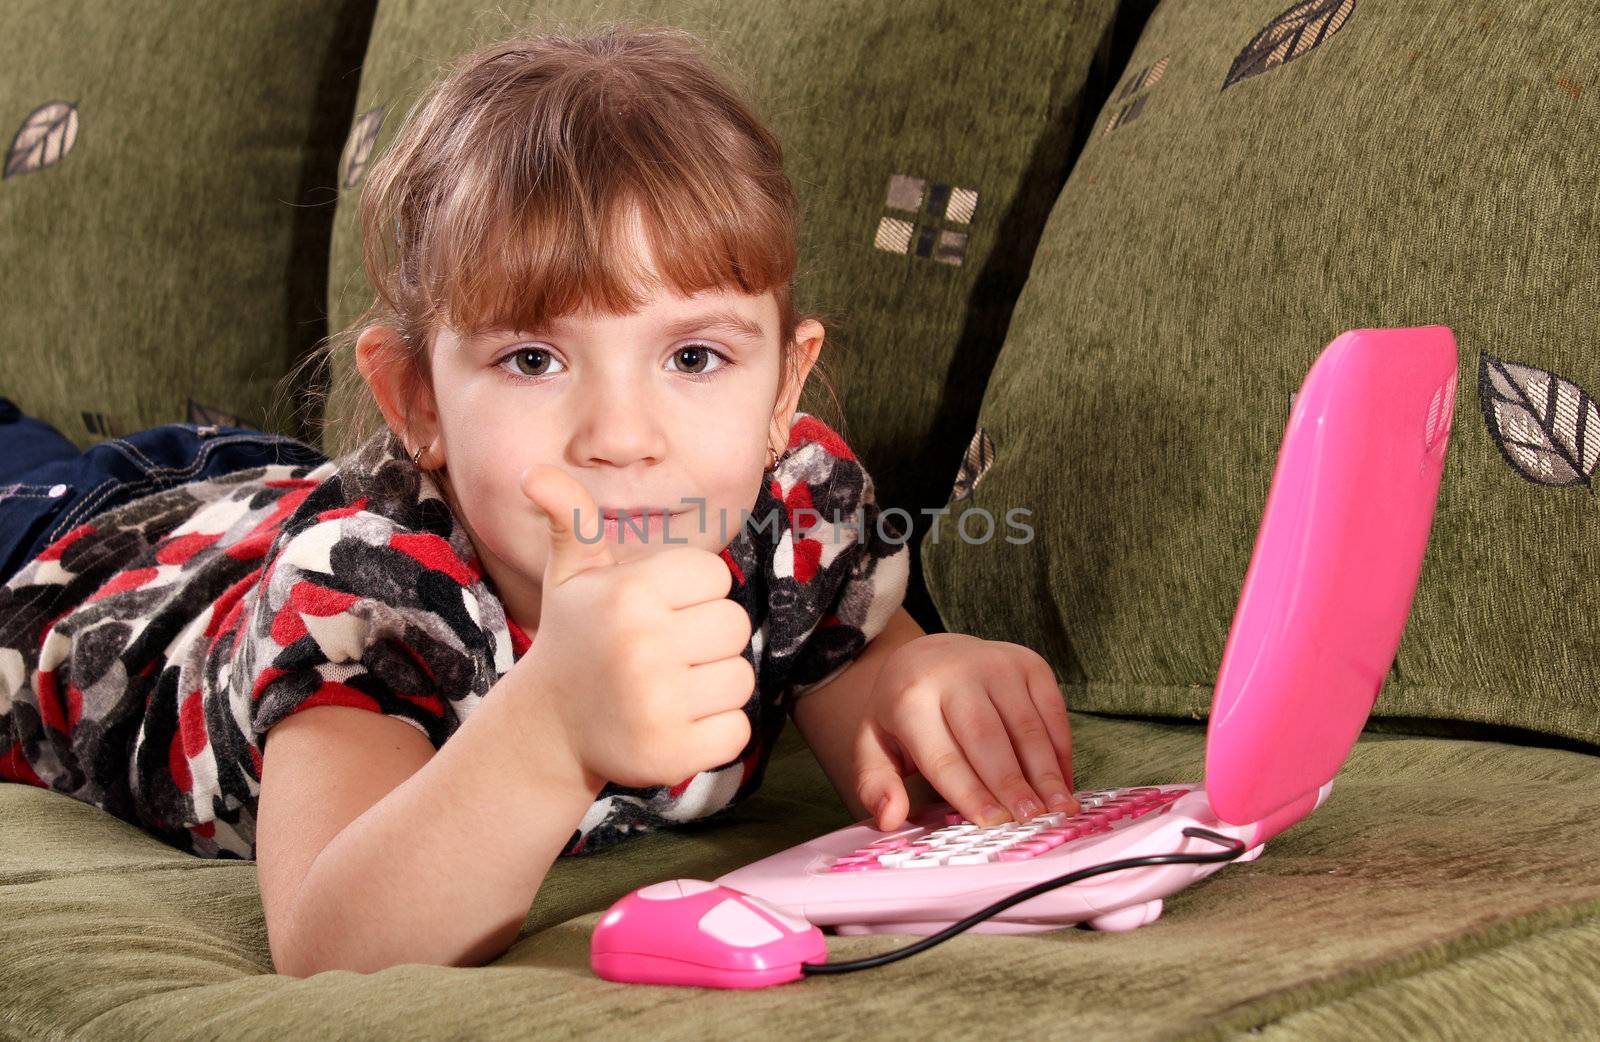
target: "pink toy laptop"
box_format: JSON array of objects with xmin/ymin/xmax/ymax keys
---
[{"xmin": 710, "ymin": 325, "xmax": 1459, "ymax": 937}]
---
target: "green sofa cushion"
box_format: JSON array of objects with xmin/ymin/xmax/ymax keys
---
[
  {"xmin": 318, "ymin": 0, "xmax": 1151, "ymax": 629},
  {"xmin": 921, "ymin": 0, "xmax": 1600, "ymax": 747},
  {"xmin": 4, "ymin": 715, "xmax": 1598, "ymax": 1038},
  {"xmin": 0, "ymin": 0, "xmax": 376, "ymax": 449}
]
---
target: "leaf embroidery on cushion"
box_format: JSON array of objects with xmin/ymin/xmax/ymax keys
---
[
  {"xmin": 186, "ymin": 399, "xmax": 255, "ymax": 431},
  {"xmin": 339, "ymin": 106, "xmax": 385, "ymax": 192},
  {"xmin": 4, "ymin": 101, "xmax": 79, "ymax": 179},
  {"xmin": 1105, "ymin": 56, "xmax": 1168, "ymax": 135},
  {"xmin": 1223, "ymin": 0, "xmax": 1357, "ymax": 91},
  {"xmin": 950, "ymin": 426, "xmax": 995, "ymax": 502},
  {"xmin": 81, "ymin": 411, "xmax": 131, "ymax": 439},
  {"xmin": 1478, "ymin": 352, "xmax": 1599, "ymax": 492}
]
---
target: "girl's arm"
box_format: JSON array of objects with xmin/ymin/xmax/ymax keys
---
[
  {"xmin": 256, "ymin": 674, "xmax": 604, "ymax": 976},
  {"xmin": 790, "ymin": 607, "xmax": 942, "ymax": 820}
]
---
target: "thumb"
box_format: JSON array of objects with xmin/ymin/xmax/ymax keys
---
[
  {"xmin": 853, "ymin": 723, "xmax": 910, "ymax": 832},
  {"xmin": 521, "ymin": 463, "xmax": 618, "ymax": 587}
]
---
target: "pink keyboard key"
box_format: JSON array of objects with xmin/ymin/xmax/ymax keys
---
[
  {"xmin": 997, "ymin": 847, "xmax": 1042, "ymax": 861},
  {"xmin": 829, "ymin": 859, "xmax": 888, "ymax": 871},
  {"xmin": 1039, "ymin": 826, "xmax": 1083, "ymax": 842}
]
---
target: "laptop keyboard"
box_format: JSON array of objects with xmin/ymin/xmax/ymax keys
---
[{"xmin": 826, "ymin": 786, "xmax": 1193, "ymax": 871}]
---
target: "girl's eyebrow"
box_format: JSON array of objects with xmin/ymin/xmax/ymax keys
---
[
  {"xmin": 658, "ymin": 310, "xmax": 768, "ymax": 345},
  {"xmin": 472, "ymin": 309, "xmax": 767, "ymax": 347}
]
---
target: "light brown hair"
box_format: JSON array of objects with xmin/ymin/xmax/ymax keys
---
[{"xmin": 275, "ymin": 21, "xmax": 840, "ymax": 458}]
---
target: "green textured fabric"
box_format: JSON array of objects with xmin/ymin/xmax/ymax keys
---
[
  {"xmin": 1253, "ymin": 916, "xmax": 1600, "ymax": 1039},
  {"xmin": 0, "ymin": 0, "xmax": 376, "ymax": 449},
  {"xmin": 3, "ymin": 715, "xmax": 1598, "ymax": 1038},
  {"xmin": 320, "ymin": 0, "xmax": 1155, "ymax": 631},
  {"xmin": 922, "ymin": 0, "xmax": 1600, "ymax": 746}
]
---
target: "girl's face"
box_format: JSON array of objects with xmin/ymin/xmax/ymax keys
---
[{"xmin": 369, "ymin": 222, "xmax": 822, "ymax": 636}]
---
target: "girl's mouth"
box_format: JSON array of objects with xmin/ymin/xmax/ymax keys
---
[{"xmin": 600, "ymin": 509, "xmax": 687, "ymax": 542}]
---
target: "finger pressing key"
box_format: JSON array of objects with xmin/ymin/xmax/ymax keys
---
[
  {"xmin": 985, "ymin": 670, "xmax": 1077, "ymax": 820},
  {"xmin": 942, "ymin": 687, "xmax": 1050, "ymax": 824},
  {"xmin": 903, "ymin": 725, "xmax": 1014, "ymax": 828}
]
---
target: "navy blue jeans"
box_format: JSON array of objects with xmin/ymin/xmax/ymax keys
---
[{"xmin": 0, "ymin": 397, "xmax": 330, "ymax": 586}]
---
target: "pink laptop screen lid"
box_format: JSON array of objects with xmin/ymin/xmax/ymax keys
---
[{"xmin": 1205, "ymin": 326, "xmax": 1458, "ymax": 826}]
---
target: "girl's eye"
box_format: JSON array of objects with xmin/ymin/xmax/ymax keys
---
[
  {"xmin": 667, "ymin": 343, "xmax": 729, "ymax": 377},
  {"xmin": 496, "ymin": 343, "xmax": 730, "ymax": 380},
  {"xmin": 498, "ymin": 348, "xmax": 566, "ymax": 378}
]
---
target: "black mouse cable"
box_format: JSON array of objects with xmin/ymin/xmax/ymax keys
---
[{"xmin": 798, "ymin": 827, "xmax": 1246, "ymax": 975}]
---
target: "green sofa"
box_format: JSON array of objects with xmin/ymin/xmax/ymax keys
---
[{"xmin": 5, "ymin": 1, "xmax": 1599, "ymax": 1038}]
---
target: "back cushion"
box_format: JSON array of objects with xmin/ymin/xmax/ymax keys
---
[
  {"xmin": 0, "ymin": 0, "xmax": 376, "ymax": 448},
  {"xmin": 320, "ymin": 0, "xmax": 1156, "ymax": 630},
  {"xmin": 922, "ymin": 0, "xmax": 1600, "ymax": 747}
]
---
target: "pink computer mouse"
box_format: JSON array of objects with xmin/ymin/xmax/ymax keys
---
[{"xmin": 590, "ymin": 878, "xmax": 827, "ymax": 988}]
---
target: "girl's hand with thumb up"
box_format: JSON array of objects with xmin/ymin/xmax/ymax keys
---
[{"xmin": 512, "ymin": 464, "xmax": 756, "ymax": 792}]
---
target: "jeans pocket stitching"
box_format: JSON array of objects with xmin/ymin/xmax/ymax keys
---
[
  {"xmin": 44, "ymin": 435, "xmax": 325, "ymax": 544},
  {"xmin": 47, "ymin": 477, "xmax": 139, "ymax": 544},
  {"xmin": 0, "ymin": 483, "xmax": 67, "ymax": 501},
  {"xmin": 106, "ymin": 432, "xmax": 317, "ymax": 478},
  {"xmin": 43, "ymin": 438, "xmax": 288, "ymax": 541}
]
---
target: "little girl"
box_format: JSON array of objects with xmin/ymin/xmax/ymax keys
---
[{"xmin": 0, "ymin": 25, "xmax": 1077, "ymax": 975}]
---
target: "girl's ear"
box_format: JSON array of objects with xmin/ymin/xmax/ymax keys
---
[
  {"xmin": 355, "ymin": 325, "xmax": 439, "ymax": 449},
  {"xmin": 771, "ymin": 319, "xmax": 825, "ymax": 448}
]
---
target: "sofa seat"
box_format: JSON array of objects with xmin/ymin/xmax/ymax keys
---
[{"xmin": 3, "ymin": 713, "xmax": 1597, "ymax": 1039}]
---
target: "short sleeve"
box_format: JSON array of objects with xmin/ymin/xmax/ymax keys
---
[
  {"xmin": 237, "ymin": 516, "xmax": 470, "ymax": 750},
  {"xmin": 763, "ymin": 416, "xmax": 911, "ymax": 712}
]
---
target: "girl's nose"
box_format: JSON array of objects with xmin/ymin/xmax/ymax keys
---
[{"xmin": 570, "ymin": 383, "xmax": 667, "ymax": 467}]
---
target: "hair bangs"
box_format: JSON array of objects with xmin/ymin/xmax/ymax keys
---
[{"xmin": 412, "ymin": 89, "xmax": 798, "ymax": 341}]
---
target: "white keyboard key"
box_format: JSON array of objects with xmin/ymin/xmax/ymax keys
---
[
  {"xmin": 902, "ymin": 854, "xmax": 949, "ymax": 867},
  {"xmin": 946, "ymin": 850, "xmax": 996, "ymax": 865},
  {"xmin": 877, "ymin": 849, "xmax": 920, "ymax": 865}
]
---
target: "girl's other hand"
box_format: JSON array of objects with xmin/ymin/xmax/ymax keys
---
[
  {"xmin": 515, "ymin": 464, "xmax": 756, "ymax": 791},
  {"xmin": 853, "ymin": 634, "xmax": 1078, "ymax": 831}
]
